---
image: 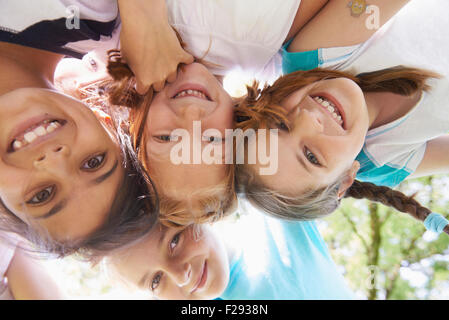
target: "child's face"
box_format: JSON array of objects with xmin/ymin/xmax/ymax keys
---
[
  {"xmin": 252, "ymin": 78, "xmax": 369, "ymax": 196},
  {"xmin": 144, "ymin": 63, "xmax": 234, "ymax": 215},
  {"xmin": 111, "ymin": 224, "xmax": 230, "ymax": 300},
  {"xmin": 0, "ymin": 88, "xmax": 124, "ymax": 240}
]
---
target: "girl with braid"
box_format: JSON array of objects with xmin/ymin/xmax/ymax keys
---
[
  {"xmin": 233, "ymin": 0, "xmax": 449, "ymax": 235},
  {"xmin": 233, "ymin": 66, "xmax": 449, "ymax": 235}
]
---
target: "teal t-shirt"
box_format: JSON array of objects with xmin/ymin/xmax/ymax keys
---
[{"xmin": 218, "ymin": 213, "xmax": 355, "ymax": 300}]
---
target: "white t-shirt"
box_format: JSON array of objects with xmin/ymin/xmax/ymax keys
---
[
  {"xmin": 325, "ymin": 0, "xmax": 449, "ymax": 186},
  {"xmin": 0, "ymin": 0, "xmax": 120, "ymax": 58},
  {"xmin": 166, "ymin": 0, "xmax": 301, "ymax": 79}
]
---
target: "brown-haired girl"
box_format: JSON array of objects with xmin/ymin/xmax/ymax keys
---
[
  {"xmin": 233, "ymin": 0, "xmax": 449, "ymax": 235},
  {"xmin": 234, "ymin": 66, "xmax": 449, "ymax": 235}
]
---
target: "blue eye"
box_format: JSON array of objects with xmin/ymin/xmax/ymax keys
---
[
  {"xmin": 170, "ymin": 233, "xmax": 181, "ymax": 251},
  {"xmin": 151, "ymin": 273, "xmax": 162, "ymax": 291},
  {"xmin": 81, "ymin": 153, "xmax": 106, "ymax": 170},
  {"xmin": 26, "ymin": 186, "xmax": 55, "ymax": 205},
  {"xmin": 156, "ymin": 135, "xmax": 179, "ymax": 142},
  {"xmin": 304, "ymin": 148, "xmax": 320, "ymax": 166},
  {"xmin": 157, "ymin": 135, "xmax": 171, "ymax": 142}
]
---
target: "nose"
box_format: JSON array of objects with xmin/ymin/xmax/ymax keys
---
[
  {"xmin": 293, "ymin": 109, "xmax": 324, "ymax": 135},
  {"xmin": 168, "ymin": 262, "xmax": 192, "ymax": 288},
  {"xmin": 33, "ymin": 145, "xmax": 71, "ymax": 172}
]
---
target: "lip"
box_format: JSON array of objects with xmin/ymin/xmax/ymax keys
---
[
  {"xmin": 7, "ymin": 115, "xmax": 67, "ymax": 153},
  {"xmin": 311, "ymin": 92, "xmax": 346, "ymax": 130},
  {"xmin": 171, "ymin": 84, "xmax": 212, "ymax": 102},
  {"xmin": 190, "ymin": 260, "xmax": 208, "ymax": 293}
]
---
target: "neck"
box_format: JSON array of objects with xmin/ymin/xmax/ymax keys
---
[
  {"xmin": 0, "ymin": 42, "xmax": 63, "ymax": 95},
  {"xmin": 364, "ymin": 90, "xmax": 422, "ymax": 130}
]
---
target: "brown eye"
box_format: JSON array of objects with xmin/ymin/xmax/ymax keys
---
[
  {"xmin": 304, "ymin": 147, "xmax": 320, "ymax": 166},
  {"xmin": 27, "ymin": 186, "xmax": 55, "ymax": 205},
  {"xmin": 204, "ymin": 136, "xmax": 222, "ymax": 143},
  {"xmin": 81, "ymin": 153, "xmax": 106, "ymax": 170}
]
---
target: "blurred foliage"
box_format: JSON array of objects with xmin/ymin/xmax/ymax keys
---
[{"xmin": 320, "ymin": 175, "xmax": 449, "ymax": 300}]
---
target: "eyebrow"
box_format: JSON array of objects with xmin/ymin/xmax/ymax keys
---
[
  {"xmin": 138, "ymin": 271, "xmax": 151, "ymax": 289},
  {"xmin": 35, "ymin": 160, "xmax": 119, "ymax": 220},
  {"xmin": 91, "ymin": 159, "xmax": 119, "ymax": 185},
  {"xmin": 36, "ymin": 198, "xmax": 68, "ymax": 220}
]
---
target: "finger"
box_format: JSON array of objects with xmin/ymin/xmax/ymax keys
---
[
  {"xmin": 181, "ymin": 52, "xmax": 194, "ymax": 64},
  {"xmin": 166, "ymin": 70, "xmax": 177, "ymax": 84},
  {"xmin": 152, "ymin": 80, "xmax": 166, "ymax": 92},
  {"xmin": 135, "ymin": 79, "xmax": 150, "ymax": 95}
]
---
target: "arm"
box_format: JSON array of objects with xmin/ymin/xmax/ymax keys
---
[
  {"xmin": 117, "ymin": 0, "xmax": 193, "ymax": 93},
  {"xmin": 6, "ymin": 247, "xmax": 64, "ymax": 300},
  {"xmin": 409, "ymin": 135, "xmax": 449, "ymax": 179},
  {"xmin": 288, "ymin": 0, "xmax": 410, "ymax": 53},
  {"xmin": 284, "ymin": 0, "xmax": 330, "ymax": 44}
]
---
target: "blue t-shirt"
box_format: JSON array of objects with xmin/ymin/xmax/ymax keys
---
[{"xmin": 217, "ymin": 212, "xmax": 355, "ymax": 300}]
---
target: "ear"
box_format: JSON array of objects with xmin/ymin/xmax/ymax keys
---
[{"xmin": 337, "ymin": 161, "xmax": 360, "ymax": 199}]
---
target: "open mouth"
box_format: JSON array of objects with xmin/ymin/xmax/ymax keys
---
[
  {"xmin": 311, "ymin": 94, "xmax": 345, "ymax": 129},
  {"xmin": 190, "ymin": 260, "xmax": 208, "ymax": 293},
  {"xmin": 173, "ymin": 87, "xmax": 212, "ymax": 101},
  {"xmin": 8, "ymin": 119, "xmax": 67, "ymax": 152}
]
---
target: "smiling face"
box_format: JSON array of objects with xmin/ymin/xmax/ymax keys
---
[
  {"xmin": 111, "ymin": 223, "xmax": 229, "ymax": 300},
  {"xmin": 144, "ymin": 63, "xmax": 234, "ymax": 218},
  {"xmin": 251, "ymin": 78, "xmax": 369, "ymax": 196},
  {"xmin": 0, "ymin": 88, "xmax": 124, "ymax": 241}
]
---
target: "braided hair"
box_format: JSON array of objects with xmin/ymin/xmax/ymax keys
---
[{"xmin": 346, "ymin": 180, "xmax": 449, "ymax": 235}]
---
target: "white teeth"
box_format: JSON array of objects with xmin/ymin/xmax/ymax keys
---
[
  {"xmin": 24, "ymin": 131, "xmax": 37, "ymax": 143},
  {"xmin": 34, "ymin": 126, "xmax": 47, "ymax": 136},
  {"xmin": 13, "ymin": 140, "xmax": 22, "ymax": 150},
  {"xmin": 175, "ymin": 89, "xmax": 207, "ymax": 100},
  {"xmin": 313, "ymin": 96, "xmax": 343, "ymax": 126},
  {"xmin": 11, "ymin": 120, "xmax": 63, "ymax": 151}
]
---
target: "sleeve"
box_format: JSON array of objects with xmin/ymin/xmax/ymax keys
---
[
  {"xmin": 355, "ymin": 144, "xmax": 427, "ymax": 188},
  {"xmin": 281, "ymin": 39, "xmax": 362, "ymax": 74}
]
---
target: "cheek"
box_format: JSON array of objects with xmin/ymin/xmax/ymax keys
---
[
  {"xmin": 211, "ymin": 104, "xmax": 234, "ymax": 131},
  {"xmin": 0, "ymin": 164, "xmax": 27, "ymax": 195}
]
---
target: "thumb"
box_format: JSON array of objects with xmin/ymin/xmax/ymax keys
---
[
  {"xmin": 181, "ymin": 52, "xmax": 194, "ymax": 65},
  {"xmin": 136, "ymin": 78, "xmax": 150, "ymax": 95}
]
